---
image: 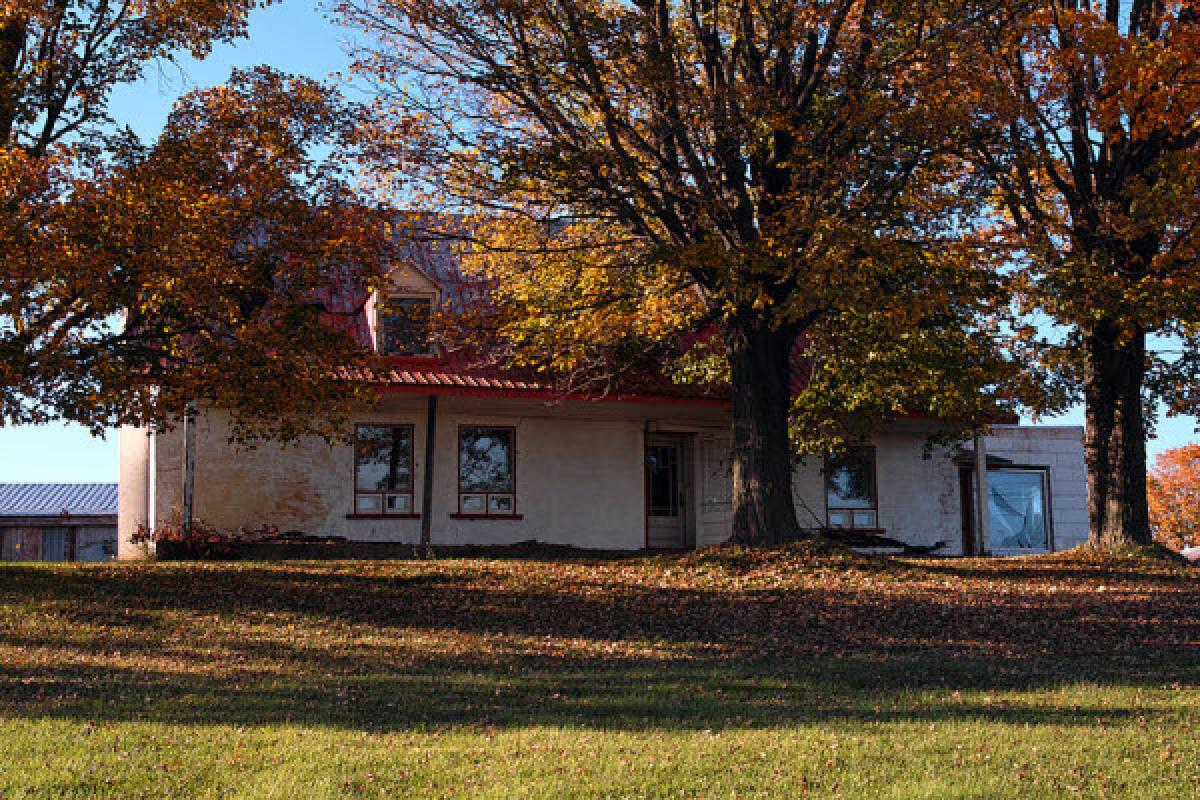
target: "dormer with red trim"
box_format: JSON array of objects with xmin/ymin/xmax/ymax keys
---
[{"xmin": 367, "ymin": 256, "xmax": 443, "ymax": 360}]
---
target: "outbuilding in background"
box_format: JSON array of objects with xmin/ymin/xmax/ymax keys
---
[{"xmin": 0, "ymin": 483, "xmax": 117, "ymax": 562}]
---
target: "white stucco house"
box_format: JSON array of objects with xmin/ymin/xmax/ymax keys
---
[{"xmin": 116, "ymin": 243, "xmax": 1089, "ymax": 559}]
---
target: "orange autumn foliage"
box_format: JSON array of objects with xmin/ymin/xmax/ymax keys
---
[
  {"xmin": 1148, "ymin": 443, "xmax": 1200, "ymax": 551},
  {"xmin": 952, "ymin": 0, "xmax": 1200, "ymax": 549},
  {"xmin": 1, "ymin": 3, "xmax": 394, "ymax": 440}
]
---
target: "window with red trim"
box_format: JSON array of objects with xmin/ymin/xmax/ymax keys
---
[
  {"xmin": 458, "ymin": 426, "xmax": 516, "ymax": 515},
  {"xmin": 354, "ymin": 425, "xmax": 415, "ymax": 515}
]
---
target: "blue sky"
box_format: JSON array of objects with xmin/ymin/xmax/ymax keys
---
[{"xmin": 0, "ymin": 2, "xmax": 1195, "ymax": 481}]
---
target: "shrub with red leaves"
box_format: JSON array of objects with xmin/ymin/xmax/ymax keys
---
[{"xmin": 132, "ymin": 521, "xmax": 281, "ymax": 560}]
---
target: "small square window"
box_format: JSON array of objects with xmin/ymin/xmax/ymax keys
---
[
  {"xmin": 828, "ymin": 511, "xmax": 852, "ymax": 529},
  {"xmin": 460, "ymin": 494, "xmax": 487, "ymax": 514},
  {"xmin": 386, "ymin": 494, "xmax": 413, "ymax": 514},
  {"xmin": 356, "ymin": 494, "xmax": 383, "ymax": 514},
  {"xmin": 488, "ymin": 494, "xmax": 515, "ymax": 514},
  {"xmin": 378, "ymin": 296, "xmax": 433, "ymax": 356},
  {"xmin": 852, "ymin": 510, "xmax": 877, "ymax": 528}
]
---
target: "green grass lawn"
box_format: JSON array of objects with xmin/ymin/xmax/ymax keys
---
[{"xmin": 1, "ymin": 545, "xmax": 1198, "ymax": 798}]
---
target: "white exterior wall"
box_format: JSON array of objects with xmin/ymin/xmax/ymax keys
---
[
  {"xmin": 695, "ymin": 431, "xmax": 733, "ymax": 546},
  {"xmin": 784, "ymin": 421, "xmax": 1087, "ymax": 556},
  {"xmin": 117, "ymin": 425, "xmax": 150, "ymax": 560},
  {"xmin": 790, "ymin": 457, "xmax": 827, "ymax": 530},
  {"xmin": 873, "ymin": 429, "xmax": 964, "ymax": 551},
  {"xmin": 116, "ymin": 396, "xmax": 1088, "ymax": 558},
  {"xmin": 789, "ymin": 422, "xmax": 964, "ymax": 553},
  {"xmin": 132, "ymin": 396, "xmax": 728, "ymax": 555}
]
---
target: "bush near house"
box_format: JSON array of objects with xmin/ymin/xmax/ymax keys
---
[
  {"xmin": 0, "ymin": 545, "xmax": 1198, "ymax": 798},
  {"xmin": 133, "ymin": 522, "xmax": 354, "ymax": 560},
  {"xmin": 131, "ymin": 521, "xmax": 265, "ymax": 560}
]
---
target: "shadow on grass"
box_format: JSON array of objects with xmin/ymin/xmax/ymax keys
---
[
  {"xmin": 2, "ymin": 657, "xmax": 1187, "ymax": 734},
  {"xmin": 906, "ymin": 559, "xmax": 1195, "ymax": 587},
  {"xmin": 0, "ymin": 560, "xmax": 1197, "ymax": 733}
]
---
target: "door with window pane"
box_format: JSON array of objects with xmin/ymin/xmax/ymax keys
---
[{"xmin": 646, "ymin": 435, "xmax": 689, "ymax": 548}]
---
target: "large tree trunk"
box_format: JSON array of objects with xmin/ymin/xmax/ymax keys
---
[
  {"xmin": 1083, "ymin": 320, "xmax": 1152, "ymax": 549},
  {"xmin": 727, "ymin": 318, "xmax": 802, "ymax": 545}
]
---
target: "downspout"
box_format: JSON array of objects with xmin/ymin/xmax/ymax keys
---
[
  {"xmin": 419, "ymin": 395, "xmax": 438, "ymax": 557},
  {"xmin": 147, "ymin": 425, "xmax": 157, "ymax": 542},
  {"xmin": 182, "ymin": 404, "xmax": 196, "ymax": 538},
  {"xmin": 973, "ymin": 428, "xmax": 991, "ymax": 556}
]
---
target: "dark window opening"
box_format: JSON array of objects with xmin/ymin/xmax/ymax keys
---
[
  {"xmin": 354, "ymin": 425, "xmax": 415, "ymax": 515},
  {"xmin": 647, "ymin": 445, "xmax": 681, "ymax": 517},
  {"xmin": 825, "ymin": 447, "xmax": 878, "ymax": 529},
  {"xmin": 458, "ymin": 426, "xmax": 516, "ymax": 515},
  {"xmin": 378, "ymin": 296, "xmax": 433, "ymax": 356}
]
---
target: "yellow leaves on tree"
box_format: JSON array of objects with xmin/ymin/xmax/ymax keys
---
[
  {"xmin": 953, "ymin": 1, "xmax": 1200, "ymax": 549},
  {"xmin": 453, "ymin": 215, "xmax": 705, "ymax": 386},
  {"xmin": 343, "ymin": 0, "xmax": 1024, "ymax": 543}
]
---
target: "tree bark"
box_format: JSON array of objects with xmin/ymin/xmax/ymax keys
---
[
  {"xmin": 0, "ymin": 17, "xmax": 26, "ymax": 146},
  {"xmin": 727, "ymin": 318, "xmax": 803, "ymax": 545},
  {"xmin": 1083, "ymin": 320, "xmax": 1152, "ymax": 549}
]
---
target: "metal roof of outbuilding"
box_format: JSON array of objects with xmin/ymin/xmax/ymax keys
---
[{"xmin": 0, "ymin": 483, "xmax": 118, "ymax": 517}]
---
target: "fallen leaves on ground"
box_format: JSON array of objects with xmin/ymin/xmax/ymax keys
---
[{"xmin": 0, "ymin": 544, "xmax": 1195, "ymax": 686}]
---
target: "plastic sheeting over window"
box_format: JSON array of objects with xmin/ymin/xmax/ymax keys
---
[{"xmin": 988, "ymin": 469, "xmax": 1049, "ymax": 550}]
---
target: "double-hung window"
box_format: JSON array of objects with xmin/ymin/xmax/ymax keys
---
[
  {"xmin": 825, "ymin": 448, "xmax": 878, "ymax": 529},
  {"xmin": 458, "ymin": 426, "xmax": 516, "ymax": 515},
  {"xmin": 354, "ymin": 425, "xmax": 415, "ymax": 515}
]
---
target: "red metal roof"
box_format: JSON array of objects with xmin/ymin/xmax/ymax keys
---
[
  {"xmin": 334, "ymin": 363, "xmax": 548, "ymax": 393},
  {"xmin": 321, "ymin": 229, "xmax": 731, "ymax": 405},
  {"xmin": 323, "ymin": 227, "xmax": 1012, "ymax": 420},
  {"xmin": 332, "ymin": 356, "xmax": 730, "ymax": 406}
]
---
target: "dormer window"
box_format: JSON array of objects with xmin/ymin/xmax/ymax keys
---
[{"xmin": 377, "ymin": 295, "xmax": 433, "ymax": 356}]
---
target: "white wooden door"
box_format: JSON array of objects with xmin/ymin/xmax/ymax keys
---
[{"xmin": 646, "ymin": 435, "xmax": 688, "ymax": 548}]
